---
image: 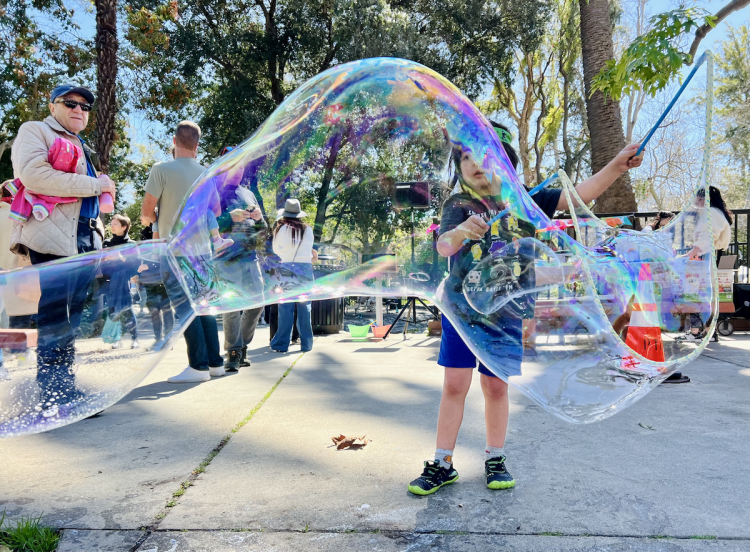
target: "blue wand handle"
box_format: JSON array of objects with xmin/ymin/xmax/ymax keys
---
[
  {"xmin": 636, "ymin": 51, "xmax": 709, "ymax": 157},
  {"xmin": 461, "ymin": 173, "xmax": 557, "ymax": 245}
]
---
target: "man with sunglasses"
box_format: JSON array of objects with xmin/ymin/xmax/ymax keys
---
[{"xmin": 9, "ymin": 83, "xmax": 117, "ymax": 413}]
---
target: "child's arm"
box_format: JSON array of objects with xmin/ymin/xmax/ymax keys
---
[
  {"xmin": 437, "ymin": 215, "xmax": 489, "ymax": 258},
  {"xmin": 557, "ymin": 143, "xmax": 644, "ymax": 210}
]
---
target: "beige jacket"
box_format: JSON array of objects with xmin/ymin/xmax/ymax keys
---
[{"xmin": 10, "ymin": 116, "xmax": 105, "ymax": 258}]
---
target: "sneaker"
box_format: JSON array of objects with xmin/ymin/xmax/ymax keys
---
[
  {"xmin": 676, "ymin": 332, "xmax": 699, "ymax": 342},
  {"xmin": 209, "ymin": 366, "xmax": 226, "ymax": 377},
  {"xmin": 212, "ymin": 237, "xmax": 234, "ymax": 254},
  {"xmin": 167, "ymin": 366, "xmax": 211, "ymax": 383},
  {"xmin": 408, "ymin": 461, "xmax": 459, "ymax": 496},
  {"xmin": 485, "ymin": 456, "xmax": 515, "ymax": 490},
  {"xmin": 240, "ymin": 346, "xmax": 251, "ymax": 367},
  {"xmin": 225, "ymin": 350, "xmax": 241, "ymax": 372},
  {"xmin": 111, "ymin": 341, "xmax": 122, "ymax": 349},
  {"xmin": 131, "ymin": 339, "xmax": 140, "ymax": 349}
]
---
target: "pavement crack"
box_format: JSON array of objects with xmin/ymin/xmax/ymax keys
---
[
  {"xmin": 129, "ymin": 351, "xmax": 306, "ymax": 551},
  {"xmin": 700, "ymin": 352, "xmax": 748, "ymax": 368}
]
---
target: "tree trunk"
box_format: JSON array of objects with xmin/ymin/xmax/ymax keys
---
[
  {"xmin": 578, "ymin": 0, "xmax": 637, "ymax": 213},
  {"xmin": 94, "ymin": 0, "xmax": 118, "ymax": 173}
]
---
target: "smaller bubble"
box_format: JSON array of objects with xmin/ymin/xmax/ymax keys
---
[{"xmin": 408, "ymin": 272, "xmax": 431, "ymax": 282}]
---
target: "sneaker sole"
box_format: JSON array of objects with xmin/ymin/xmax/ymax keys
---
[
  {"xmin": 407, "ymin": 474, "xmax": 459, "ymax": 496},
  {"xmin": 487, "ymin": 479, "xmax": 515, "ymax": 490}
]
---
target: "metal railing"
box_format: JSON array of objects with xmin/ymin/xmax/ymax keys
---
[{"xmin": 561, "ymin": 209, "xmax": 750, "ymax": 283}]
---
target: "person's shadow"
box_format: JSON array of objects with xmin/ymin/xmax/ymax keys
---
[{"xmin": 116, "ymin": 377, "xmax": 236, "ymax": 403}]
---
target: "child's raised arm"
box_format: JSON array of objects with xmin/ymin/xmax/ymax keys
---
[{"xmin": 556, "ymin": 143, "xmax": 644, "ymax": 210}]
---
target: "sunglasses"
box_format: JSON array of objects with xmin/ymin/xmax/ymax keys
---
[{"xmin": 55, "ymin": 99, "xmax": 93, "ymax": 112}]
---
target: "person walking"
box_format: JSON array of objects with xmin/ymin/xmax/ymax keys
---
[
  {"xmin": 141, "ymin": 121, "xmax": 224, "ymax": 383},
  {"xmin": 270, "ymin": 199, "xmax": 317, "ymax": 353},
  {"xmin": 10, "ymin": 83, "xmax": 115, "ymax": 411}
]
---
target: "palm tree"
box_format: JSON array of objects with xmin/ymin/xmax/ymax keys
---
[
  {"xmin": 578, "ymin": 0, "xmax": 637, "ymax": 214},
  {"xmin": 94, "ymin": 0, "xmax": 118, "ymax": 173}
]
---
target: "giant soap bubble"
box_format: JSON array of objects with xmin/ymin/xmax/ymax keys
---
[{"xmin": 0, "ymin": 56, "xmax": 719, "ymax": 436}]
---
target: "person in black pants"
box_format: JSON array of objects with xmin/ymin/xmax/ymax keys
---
[{"xmin": 10, "ymin": 84, "xmax": 116, "ymax": 412}]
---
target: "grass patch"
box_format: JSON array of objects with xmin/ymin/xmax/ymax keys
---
[
  {"xmin": 690, "ymin": 535, "xmax": 717, "ymax": 540},
  {"xmin": 649, "ymin": 535, "xmax": 670, "ymax": 539},
  {"xmin": 0, "ymin": 512, "xmax": 59, "ymax": 552},
  {"xmin": 539, "ymin": 532, "xmax": 564, "ymax": 536}
]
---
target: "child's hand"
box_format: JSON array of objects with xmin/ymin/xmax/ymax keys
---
[
  {"xmin": 457, "ymin": 215, "xmax": 489, "ymax": 241},
  {"xmin": 137, "ymin": 263, "xmax": 149, "ymax": 273},
  {"xmin": 611, "ymin": 143, "xmax": 644, "ymax": 173}
]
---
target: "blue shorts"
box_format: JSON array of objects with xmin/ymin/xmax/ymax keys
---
[{"xmin": 438, "ymin": 314, "xmax": 522, "ymax": 379}]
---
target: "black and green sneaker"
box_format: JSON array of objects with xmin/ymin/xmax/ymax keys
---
[
  {"xmin": 408, "ymin": 461, "xmax": 459, "ymax": 496},
  {"xmin": 485, "ymin": 456, "xmax": 515, "ymax": 490}
]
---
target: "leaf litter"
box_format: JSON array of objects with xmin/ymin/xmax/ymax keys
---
[{"xmin": 330, "ymin": 434, "xmax": 372, "ymax": 450}]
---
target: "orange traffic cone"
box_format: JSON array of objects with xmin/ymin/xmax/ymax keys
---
[{"xmin": 624, "ymin": 263, "xmax": 665, "ymax": 364}]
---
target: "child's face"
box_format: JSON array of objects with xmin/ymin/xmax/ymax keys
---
[
  {"xmin": 111, "ymin": 219, "xmax": 125, "ymax": 235},
  {"xmin": 459, "ymin": 150, "xmax": 492, "ymax": 193}
]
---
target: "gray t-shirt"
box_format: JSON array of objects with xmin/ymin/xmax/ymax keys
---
[{"xmin": 144, "ymin": 157, "xmax": 205, "ymax": 238}]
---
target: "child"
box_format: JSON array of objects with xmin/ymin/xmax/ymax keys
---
[
  {"xmin": 408, "ymin": 121, "xmax": 644, "ymax": 495},
  {"xmin": 102, "ymin": 214, "xmax": 140, "ymax": 349}
]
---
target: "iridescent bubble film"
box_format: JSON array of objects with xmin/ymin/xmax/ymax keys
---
[{"xmin": 0, "ymin": 57, "xmax": 718, "ymax": 435}]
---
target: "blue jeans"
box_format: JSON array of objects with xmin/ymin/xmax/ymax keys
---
[
  {"xmin": 269, "ymin": 262, "xmax": 314, "ymax": 352},
  {"xmin": 162, "ymin": 256, "xmax": 223, "ymax": 370},
  {"xmin": 271, "ymin": 301, "xmax": 313, "ymax": 352}
]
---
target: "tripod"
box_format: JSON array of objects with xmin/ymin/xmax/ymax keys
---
[{"xmin": 381, "ymin": 296, "xmax": 438, "ymax": 340}]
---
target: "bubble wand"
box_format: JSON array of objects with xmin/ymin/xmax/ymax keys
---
[
  {"xmin": 462, "ymin": 173, "xmax": 558, "ymax": 245},
  {"xmin": 635, "ymin": 51, "xmax": 710, "ymax": 157}
]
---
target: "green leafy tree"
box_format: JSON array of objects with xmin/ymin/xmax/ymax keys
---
[
  {"xmin": 714, "ymin": 25, "xmax": 750, "ymax": 206},
  {"xmin": 0, "ymin": 1, "xmax": 93, "ymax": 180},
  {"xmin": 122, "ymin": 0, "xmax": 549, "ymax": 156},
  {"xmin": 592, "ymin": 1, "xmax": 750, "ymax": 101}
]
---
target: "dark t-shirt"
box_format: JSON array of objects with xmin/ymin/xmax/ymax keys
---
[{"xmin": 439, "ymin": 188, "xmax": 561, "ymax": 286}]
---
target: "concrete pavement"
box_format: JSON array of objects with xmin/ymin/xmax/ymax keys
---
[{"xmin": 1, "ymin": 327, "xmax": 748, "ymax": 551}]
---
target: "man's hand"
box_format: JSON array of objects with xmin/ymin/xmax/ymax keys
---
[
  {"xmin": 140, "ymin": 216, "xmax": 151, "ymax": 227},
  {"xmin": 457, "ymin": 215, "xmax": 490, "ymax": 241},
  {"xmin": 230, "ymin": 208, "xmax": 252, "ymax": 222},
  {"xmin": 247, "ymin": 207, "xmax": 262, "ymax": 221},
  {"xmin": 98, "ymin": 174, "xmax": 116, "ymax": 198},
  {"xmin": 611, "ymin": 143, "xmax": 644, "ymax": 173}
]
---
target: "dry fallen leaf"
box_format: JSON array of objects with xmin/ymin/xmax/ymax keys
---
[{"xmin": 331, "ymin": 434, "xmax": 371, "ymax": 450}]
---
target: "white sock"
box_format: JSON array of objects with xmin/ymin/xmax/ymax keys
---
[
  {"xmin": 434, "ymin": 448, "xmax": 453, "ymax": 469},
  {"xmin": 486, "ymin": 445, "xmax": 505, "ymax": 460}
]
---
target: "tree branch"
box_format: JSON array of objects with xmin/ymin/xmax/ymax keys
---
[{"xmin": 688, "ymin": 0, "xmax": 750, "ymax": 61}]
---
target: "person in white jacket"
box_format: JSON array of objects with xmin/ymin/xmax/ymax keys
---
[{"xmin": 682, "ymin": 186, "xmax": 733, "ymax": 342}]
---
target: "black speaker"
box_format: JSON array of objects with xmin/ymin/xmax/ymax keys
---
[{"xmin": 394, "ymin": 181, "xmax": 431, "ymax": 210}]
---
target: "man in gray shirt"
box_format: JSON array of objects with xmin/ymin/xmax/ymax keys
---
[{"xmin": 141, "ymin": 121, "xmax": 224, "ymax": 383}]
